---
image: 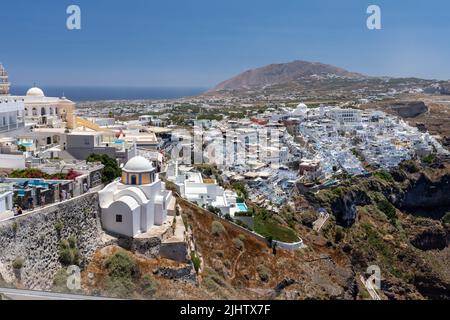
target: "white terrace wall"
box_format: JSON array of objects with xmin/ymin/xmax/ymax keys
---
[
  {"xmin": 0, "ymin": 153, "xmax": 26, "ymax": 170},
  {"xmin": 178, "ymin": 197, "xmax": 305, "ymax": 251}
]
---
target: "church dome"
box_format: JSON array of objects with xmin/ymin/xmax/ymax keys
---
[
  {"xmin": 26, "ymin": 87, "xmax": 45, "ymax": 97},
  {"xmin": 123, "ymin": 156, "xmax": 154, "ymax": 173}
]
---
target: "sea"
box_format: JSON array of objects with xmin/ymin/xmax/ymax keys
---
[{"xmin": 10, "ymin": 85, "xmax": 208, "ymax": 102}]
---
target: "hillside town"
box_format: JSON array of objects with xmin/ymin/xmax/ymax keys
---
[
  {"xmin": 1, "ymin": 60, "xmax": 448, "ymax": 228},
  {"xmin": 1, "ymin": 61, "xmax": 449, "ymax": 301}
]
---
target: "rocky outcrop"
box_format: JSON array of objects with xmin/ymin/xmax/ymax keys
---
[
  {"xmin": 329, "ymin": 191, "xmax": 371, "ymax": 227},
  {"xmin": 406, "ymin": 218, "xmax": 449, "ymax": 251},
  {"xmin": 155, "ymin": 266, "xmax": 196, "ymax": 283},
  {"xmin": 386, "ymin": 101, "xmax": 429, "ymax": 118},
  {"xmin": 313, "ymin": 165, "xmax": 450, "ymax": 227},
  {"xmin": 111, "ymin": 237, "xmax": 163, "ymax": 259},
  {"xmin": 400, "ymin": 173, "xmax": 450, "ymax": 213},
  {"xmin": 439, "ymin": 82, "xmax": 450, "ymax": 95},
  {"xmin": 274, "ymin": 278, "xmax": 296, "ymax": 294},
  {"xmin": 0, "ymin": 193, "xmax": 104, "ymax": 290},
  {"xmin": 413, "ymin": 273, "xmax": 450, "ymax": 300},
  {"xmin": 410, "ymin": 228, "xmax": 447, "ymax": 251}
]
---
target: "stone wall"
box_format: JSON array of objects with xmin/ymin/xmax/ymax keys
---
[
  {"xmin": 160, "ymin": 242, "xmax": 189, "ymax": 262},
  {"xmin": 0, "ymin": 193, "xmax": 103, "ymax": 291}
]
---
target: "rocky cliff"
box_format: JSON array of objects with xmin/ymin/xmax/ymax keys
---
[
  {"xmin": 307, "ymin": 160, "xmax": 450, "ymax": 299},
  {"xmin": 399, "ymin": 172, "xmax": 450, "ymax": 212},
  {"xmin": 386, "ymin": 101, "xmax": 429, "ymax": 118}
]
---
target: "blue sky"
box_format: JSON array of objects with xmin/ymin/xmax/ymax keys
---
[{"xmin": 1, "ymin": 0, "xmax": 449, "ymax": 87}]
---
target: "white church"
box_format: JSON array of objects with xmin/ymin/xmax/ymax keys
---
[{"xmin": 99, "ymin": 156, "xmax": 176, "ymax": 238}]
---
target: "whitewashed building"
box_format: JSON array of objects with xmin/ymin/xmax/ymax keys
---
[
  {"xmin": 0, "ymin": 64, "xmax": 25, "ymax": 136},
  {"xmin": 0, "ymin": 183, "xmax": 14, "ymax": 221},
  {"xmin": 99, "ymin": 156, "xmax": 176, "ymax": 237}
]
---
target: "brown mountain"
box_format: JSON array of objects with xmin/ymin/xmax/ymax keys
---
[{"xmin": 211, "ymin": 60, "xmax": 366, "ymax": 91}]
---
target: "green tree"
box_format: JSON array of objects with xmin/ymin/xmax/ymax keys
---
[{"xmin": 86, "ymin": 154, "xmax": 122, "ymax": 183}]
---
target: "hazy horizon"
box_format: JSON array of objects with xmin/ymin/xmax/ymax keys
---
[
  {"xmin": 9, "ymin": 85, "xmax": 208, "ymax": 102},
  {"xmin": 1, "ymin": 0, "xmax": 450, "ymax": 87}
]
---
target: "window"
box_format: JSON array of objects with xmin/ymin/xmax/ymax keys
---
[
  {"xmin": 116, "ymin": 215, "xmax": 123, "ymax": 223},
  {"xmin": 130, "ymin": 175, "xmax": 137, "ymax": 185}
]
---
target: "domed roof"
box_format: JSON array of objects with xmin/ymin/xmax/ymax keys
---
[
  {"xmin": 26, "ymin": 87, "xmax": 45, "ymax": 97},
  {"xmin": 123, "ymin": 156, "xmax": 154, "ymax": 172},
  {"xmin": 292, "ymin": 103, "xmax": 308, "ymax": 115}
]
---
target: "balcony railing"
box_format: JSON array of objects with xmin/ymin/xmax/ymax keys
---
[{"xmin": 0, "ymin": 122, "xmax": 25, "ymax": 133}]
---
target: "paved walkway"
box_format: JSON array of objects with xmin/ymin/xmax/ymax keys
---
[
  {"xmin": 0, "ymin": 186, "xmax": 103, "ymax": 223},
  {"xmin": 0, "ymin": 287, "xmax": 119, "ymax": 300},
  {"xmin": 313, "ymin": 210, "xmax": 330, "ymax": 232},
  {"xmin": 359, "ymin": 275, "xmax": 381, "ymax": 300}
]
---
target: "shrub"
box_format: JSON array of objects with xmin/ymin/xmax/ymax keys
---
[
  {"xmin": 58, "ymin": 238, "xmax": 80, "ymax": 266},
  {"xmin": 207, "ymin": 206, "xmax": 221, "ymax": 215},
  {"xmin": 400, "ymin": 160, "xmax": 419, "ymax": 173},
  {"xmin": 442, "ymin": 212, "xmax": 450, "ymax": 225},
  {"xmin": 211, "ymin": 221, "xmax": 226, "ymax": 237},
  {"xmin": 256, "ymin": 265, "xmax": 271, "ymax": 282},
  {"xmin": 335, "ymin": 226, "xmax": 345, "ymax": 243},
  {"xmin": 377, "ymin": 199, "xmax": 396, "ymax": 224},
  {"xmin": 12, "ymin": 257, "xmax": 24, "ymax": 270},
  {"xmin": 301, "ymin": 211, "xmax": 319, "ymax": 228},
  {"xmin": 374, "ymin": 170, "xmax": 394, "ymax": 182},
  {"xmin": 190, "ymin": 251, "xmax": 201, "ymax": 273},
  {"xmin": 103, "ymin": 250, "xmax": 139, "ymax": 298},
  {"xmin": 104, "ymin": 250, "xmax": 139, "ymax": 279},
  {"xmin": 68, "ymin": 236, "xmax": 77, "ymax": 248},
  {"xmin": 235, "ymin": 219, "xmax": 252, "ymax": 230},
  {"xmin": 105, "ymin": 275, "xmax": 136, "ymax": 298},
  {"xmin": 259, "ymin": 208, "xmax": 269, "ymax": 221},
  {"xmin": 182, "ymin": 215, "xmax": 188, "ymax": 229},
  {"xmin": 223, "ymin": 259, "xmax": 231, "ymax": 269},
  {"xmin": 140, "ymin": 274, "xmax": 158, "ymax": 299},
  {"xmin": 232, "ymin": 237, "xmax": 245, "ymax": 251},
  {"xmin": 65, "ymin": 169, "xmax": 82, "ymax": 180},
  {"xmin": 232, "ymin": 182, "xmax": 248, "ymax": 199},
  {"xmin": 9, "ymin": 168, "xmax": 78, "ymax": 180},
  {"xmin": 202, "ymin": 276, "xmax": 221, "ymax": 292},
  {"xmin": 214, "ymin": 250, "xmax": 224, "ymax": 258},
  {"xmin": 55, "ymin": 221, "xmax": 64, "ymax": 236},
  {"xmin": 391, "ymin": 168, "xmax": 408, "ymax": 182},
  {"xmin": 422, "ymin": 153, "xmax": 437, "ymax": 164},
  {"xmin": 52, "ymin": 268, "xmax": 69, "ymax": 292}
]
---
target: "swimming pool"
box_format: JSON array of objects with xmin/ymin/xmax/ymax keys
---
[
  {"xmin": 18, "ymin": 142, "xmax": 33, "ymax": 147},
  {"xmin": 236, "ymin": 203, "xmax": 248, "ymax": 212}
]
